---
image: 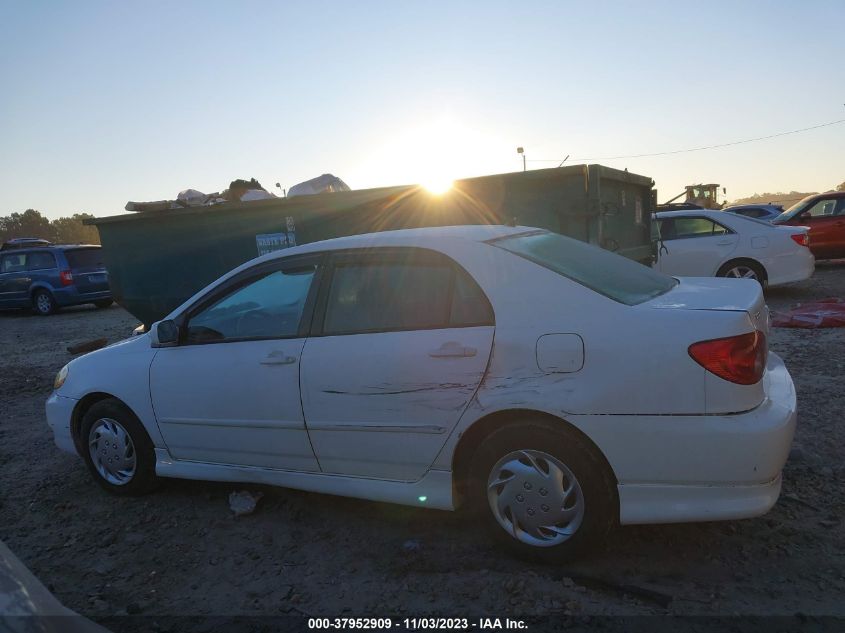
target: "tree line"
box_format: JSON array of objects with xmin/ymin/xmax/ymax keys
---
[{"xmin": 0, "ymin": 209, "xmax": 100, "ymax": 245}]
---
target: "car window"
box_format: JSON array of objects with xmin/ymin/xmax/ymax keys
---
[
  {"xmin": 450, "ymin": 267, "xmax": 494, "ymax": 326},
  {"xmin": 801, "ymin": 198, "xmax": 839, "ymax": 218},
  {"xmin": 660, "ymin": 217, "xmax": 730, "ymax": 239},
  {"xmin": 1, "ymin": 253, "xmax": 27, "ymax": 273},
  {"xmin": 324, "ymin": 262, "xmax": 452, "ymax": 335},
  {"xmin": 490, "ymin": 230, "xmax": 676, "ymax": 306},
  {"xmin": 64, "ymin": 248, "xmax": 104, "ymax": 269},
  {"xmin": 322, "ymin": 257, "xmax": 492, "ymax": 335},
  {"xmin": 186, "ymin": 266, "xmax": 316, "ymax": 343},
  {"xmin": 26, "ymin": 251, "xmax": 57, "ymax": 271}
]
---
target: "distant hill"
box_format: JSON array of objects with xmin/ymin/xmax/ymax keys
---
[
  {"xmin": 728, "ymin": 191, "xmax": 817, "ymax": 209},
  {"xmin": 729, "ymin": 181, "xmax": 845, "ymax": 208}
]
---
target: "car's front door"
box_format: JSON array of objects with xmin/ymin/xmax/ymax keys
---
[
  {"xmin": 656, "ymin": 216, "xmax": 739, "ymax": 276},
  {"xmin": 300, "ymin": 248, "xmax": 495, "ymax": 481},
  {"xmin": 149, "ymin": 256, "xmax": 321, "ymax": 471}
]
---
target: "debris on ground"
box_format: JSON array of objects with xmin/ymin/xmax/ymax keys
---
[
  {"xmin": 228, "ymin": 490, "xmax": 264, "ymax": 517},
  {"xmin": 66, "ymin": 338, "xmax": 108, "ymax": 355},
  {"xmin": 772, "ymin": 298, "xmax": 845, "ymax": 328}
]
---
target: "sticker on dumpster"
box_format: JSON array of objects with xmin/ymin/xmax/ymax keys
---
[
  {"xmin": 256, "ymin": 218, "xmax": 296, "ymax": 255},
  {"xmin": 256, "ymin": 232, "xmax": 292, "ymax": 256}
]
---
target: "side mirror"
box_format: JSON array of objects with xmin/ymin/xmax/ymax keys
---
[
  {"xmin": 799, "ymin": 212, "xmax": 811, "ymax": 221},
  {"xmin": 150, "ymin": 319, "xmax": 179, "ymax": 348}
]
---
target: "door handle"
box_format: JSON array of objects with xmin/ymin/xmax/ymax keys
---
[
  {"xmin": 260, "ymin": 350, "xmax": 297, "ymax": 365},
  {"xmin": 717, "ymin": 240, "xmax": 733, "ymax": 246},
  {"xmin": 429, "ymin": 341, "xmax": 477, "ymax": 358}
]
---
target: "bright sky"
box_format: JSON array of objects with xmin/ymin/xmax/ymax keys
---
[{"xmin": 1, "ymin": 0, "xmax": 843, "ymax": 220}]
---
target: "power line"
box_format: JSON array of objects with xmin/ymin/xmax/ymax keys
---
[{"xmin": 526, "ymin": 118, "xmax": 845, "ymax": 163}]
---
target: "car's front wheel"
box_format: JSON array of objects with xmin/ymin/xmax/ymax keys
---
[
  {"xmin": 80, "ymin": 399, "xmax": 160, "ymax": 496},
  {"xmin": 468, "ymin": 421, "xmax": 616, "ymax": 561}
]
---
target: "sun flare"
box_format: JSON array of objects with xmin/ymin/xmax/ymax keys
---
[{"xmin": 422, "ymin": 177, "xmax": 453, "ymax": 195}]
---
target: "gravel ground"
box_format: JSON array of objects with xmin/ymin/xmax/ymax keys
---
[{"xmin": 1, "ymin": 263, "xmax": 844, "ymax": 627}]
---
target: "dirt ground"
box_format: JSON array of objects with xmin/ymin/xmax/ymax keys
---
[{"xmin": 1, "ymin": 263, "xmax": 844, "ymax": 628}]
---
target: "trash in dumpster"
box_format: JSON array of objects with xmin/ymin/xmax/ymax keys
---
[
  {"xmin": 227, "ymin": 178, "xmax": 275, "ymax": 202},
  {"xmin": 287, "ymin": 173, "xmax": 350, "ymax": 197},
  {"xmin": 771, "ymin": 298, "xmax": 845, "ymax": 328},
  {"xmin": 176, "ymin": 188, "xmax": 208, "ymax": 207},
  {"xmin": 125, "ymin": 177, "xmax": 279, "ymax": 212}
]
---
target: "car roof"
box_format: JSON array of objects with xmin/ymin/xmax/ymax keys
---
[
  {"xmin": 261, "ymin": 225, "xmax": 536, "ymax": 260},
  {"xmin": 0, "ymin": 244, "xmax": 100, "ymax": 254},
  {"xmin": 724, "ymin": 204, "xmax": 781, "ymax": 211},
  {"xmin": 654, "ymin": 209, "xmax": 726, "ymax": 219}
]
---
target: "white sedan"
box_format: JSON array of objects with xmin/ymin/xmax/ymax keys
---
[
  {"xmin": 654, "ymin": 209, "xmax": 814, "ymax": 286},
  {"xmin": 46, "ymin": 226, "xmax": 796, "ymax": 560}
]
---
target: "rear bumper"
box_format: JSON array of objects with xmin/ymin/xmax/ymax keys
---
[
  {"xmin": 766, "ymin": 249, "xmax": 815, "ymax": 286},
  {"xmin": 570, "ymin": 352, "xmax": 797, "ymax": 525},
  {"xmin": 45, "ymin": 392, "xmax": 79, "ymax": 455},
  {"xmin": 618, "ymin": 475, "xmax": 782, "ymax": 524}
]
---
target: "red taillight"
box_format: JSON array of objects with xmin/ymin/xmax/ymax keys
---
[
  {"xmin": 790, "ymin": 233, "xmax": 810, "ymax": 247},
  {"xmin": 59, "ymin": 270, "xmax": 74, "ymax": 286},
  {"xmin": 688, "ymin": 330, "xmax": 767, "ymax": 385}
]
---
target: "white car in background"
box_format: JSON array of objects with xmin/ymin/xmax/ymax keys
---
[
  {"xmin": 654, "ymin": 209, "xmax": 814, "ymax": 286},
  {"xmin": 46, "ymin": 226, "xmax": 796, "ymax": 560}
]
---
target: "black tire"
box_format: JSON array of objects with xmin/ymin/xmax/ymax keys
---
[
  {"xmin": 716, "ymin": 260, "xmax": 767, "ymax": 286},
  {"xmin": 80, "ymin": 398, "xmax": 160, "ymax": 496},
  {"xmin": 94, "ymin": 299, "xmax": 113, "ymax": 309},
  {"xmin": 467, "ymin": 420, "xmax": 617, "ymax": 562},
  {"xmin": 31, "ymin": 289, "xmax": 57, "ymax": 316}
]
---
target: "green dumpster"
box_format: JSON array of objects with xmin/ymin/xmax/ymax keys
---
[{"xmin": 88, "ymin": 164, "xmax": 656, "ymax": 327}]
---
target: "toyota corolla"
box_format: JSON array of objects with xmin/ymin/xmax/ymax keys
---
[{"xmin": 46, "ymin": 225, "xmax": 796, "ymax": 559}]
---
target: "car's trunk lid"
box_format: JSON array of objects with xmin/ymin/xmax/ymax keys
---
[
  {"xmin": 642, "ymin": 277, "xmax": 768, "ymax": 414},
  {"xmin": 645, "ymin": 277, "xmax": 768, "ymax": 335},
  {"xmin": 64, "ymin": 247, "xmax": 109, "ymax": 293}
]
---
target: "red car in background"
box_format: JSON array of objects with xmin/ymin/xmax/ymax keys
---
[{"xmin": 774, "ymin": 191, "xmax": 845, "ymax": 259}]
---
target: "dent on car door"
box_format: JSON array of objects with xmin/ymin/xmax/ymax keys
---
[
  {"xmin": 148, "ymin": 257, "xmax": 322, "ymax": 471},
  {"xmin": 300, "ymin": 249, "xmax": 495, "ymax": 481}
]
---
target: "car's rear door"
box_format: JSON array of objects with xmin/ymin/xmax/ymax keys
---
[
  {"xmin": 63, "ymin": 247, "xmax": 109, "ymax": 294},
  {"xmin": 300, "ymin": 248, "xmax": 495, "ymax": 481},
  {"xmin": 656, "ymin": 216, "xmax": 739, "ymax": 276}
]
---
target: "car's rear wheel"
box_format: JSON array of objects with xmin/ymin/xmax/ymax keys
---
[
  {"xmin": 717, "ymin": 260, "xmax": 767, "ymax": 286},
  {"xmin": 31, "ymin": 289, "xmax": 57, "ymax": 316},
  {"xmin": 80, "ymin": 399, "xmax": 160, "ymax": 496},
  {"xmin": 467, "ymin": 421, "xmax": 616, "ymax": 561},
  {"xmin": 94, "ymin": 299, "xmax": 113, "ymax": 309}
]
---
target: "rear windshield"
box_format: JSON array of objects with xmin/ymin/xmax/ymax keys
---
[
  {"xmin": 490, "ymin": 231, "xmax": 676, "ymax": 305},
  {"xmin": 64, "ymin": 248, "xmax": 104, "ymax": 269}
]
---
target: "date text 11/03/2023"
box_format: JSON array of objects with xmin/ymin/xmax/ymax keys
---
[{"xmin": 307, "ymin": 618, "xmax": 528, "ymax": 630}]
